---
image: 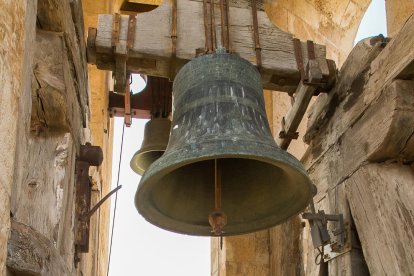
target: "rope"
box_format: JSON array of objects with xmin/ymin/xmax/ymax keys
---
[{"xmin": 107, "ymin": 122, "xmax": 126, "ymax": 276}]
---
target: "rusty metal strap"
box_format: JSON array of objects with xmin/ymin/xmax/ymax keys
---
[
  {"xmin": 225, "ymin": 0, "xmax": 231, "ymax": 51},
  {"xmin": 307, "ymin": 40, "xmax": 315, "ymax": 60},
  {"xmin": 127, "ymin": 15, "xmax": 136, "ymax": 50},
  {"xmin": 113, "ymin": 14, "xmax": 137, "ymax": 94},
  {"xmin": 170, "ymin": 0, "xmax": 178, "ymax": 80},
  {"xmin": 80, "ymin": 185, "xmax": 123, "ymax": 221},
  {"xmin": 252, "ymin": 0, "xmax": 262, "ymax": 69},
  {"xmin": 293, "ymin": 38, "xmax": 305, "ymax": 81},
  {"xmin": 294, "ymin": 39, "xmax": 316, "ymax": 82},
  {"xmin": 112, "ymin": 14, "xmax": 136, "ymax": 50},
  {"xmin": 278, "ymin": 116, "xmax": 299, "ymax": 140},
  {"xmin": 124, "ymin": 75, "xmax": 132, "ymax": 126},
  {"xmin": 203, "ymin": 0, "xmax": 211, "ymax": 52},
  {"xmin": 111, "ymin": 13, "xmax": 120, "ymax": 47}
]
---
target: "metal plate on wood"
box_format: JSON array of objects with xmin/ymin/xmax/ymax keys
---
[{"xmin": 323, "ymin": 223, "xmax": 352, "ymax": 262}]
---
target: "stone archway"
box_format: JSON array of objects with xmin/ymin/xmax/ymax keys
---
[{"xmin": 264, "ymin": 0, "xmax": 371, "ymax": 66}]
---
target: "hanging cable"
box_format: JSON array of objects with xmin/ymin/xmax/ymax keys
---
[{"xmin": 107, "ymin": 122, "xmax": 126, "ymax": 276}]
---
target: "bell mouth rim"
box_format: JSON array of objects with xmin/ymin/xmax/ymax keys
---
[
  {"xmin": 135, "ymin": 152, "xmax": 313, "ymax": 236},
  {"xmin": 130, "ymin": 147, "xmax": 167, "ymax": 175}
]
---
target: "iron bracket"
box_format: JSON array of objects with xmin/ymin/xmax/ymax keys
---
[
  {"xmin": 303, "ymin": 209, "xmax": 351, "ymax": 262},
  {"xmin": 292, "ymin": 39, "xmax": 336, "ymax": 93},
  {"xmin": 279, "ymin": 116, "xmax": 299, "ymax": 140},
  {"xmin": 75, "ymin": 144, "xmax": 103, "ymax": 255}
]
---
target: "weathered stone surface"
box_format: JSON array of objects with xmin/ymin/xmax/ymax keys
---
[
  {"xmin": 223, "ymin": 231, "xmax": 270, "ymax": 276},
  {"xmin": 386, "ymin": 0, "xmax": 414, "ymax": 37},
  {"xmin": 82, "ymin": 0, "xmax": 116, "ymax": 274},
  {"xmin": 265, "ymin": 0, "xmax": 369, "ymax": 66}
]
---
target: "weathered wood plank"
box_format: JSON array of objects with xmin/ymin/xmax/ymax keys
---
[
  {"xmin": 7, "ymin": 219, "xmax": 71, "ymax": 275},
  {"xmin": 31, "ymin": 30, "xmax": 69, "ymax": 134},
  {"xmin": 300, "ymin": 29, "xmax": 414, "ymax": 274},
  {"xmin": 37, "ymin": 0, "xmax": 89, "ymax": 128},
  {"xmin": 304, "ymin": 37, "xmax": 384, "ymax": 146},
  {"xmin": 304, "ymin": 79, "xmax": 414, "ymax": 202},
  {"xmin": 345, "ymin": 163, "xmax": 414, "ymax": 276},
  {"xmin": 29, "ymin": 28, "xmax": 85, "ymax": 146},
  {"xmin": 305, "ymin": 14, "xmax": 414, "ymax": 152},
  {"xmin": 11, "ymin": 134, "xmax": 73, "ymax": 244},
  {"xmin": 90, "ymin": 0, "xmax": 333, "ymax": 93},
  {"xmin": 299, "ymin": 11, "xmax": 414, "ymax": 276}
]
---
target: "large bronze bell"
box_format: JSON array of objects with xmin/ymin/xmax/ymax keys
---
[
  {"xmin": 130, "ymin": 118, "xmax": 171, "ymax": 175},
  {"xmin": 135, "ymin": 52, "xmax": 313, "ymax": 236}
]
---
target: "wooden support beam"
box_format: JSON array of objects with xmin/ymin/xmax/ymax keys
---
[
  {"xmin": 7, "ymin": 219, "xmax": 70, "ymax": 275},
  {"xmin": 277, "ymin": 60, "xmax": 322, "ymax": 150},
  {"xmin": 87, "ymin": 0, "xmax": 335, "ymax": 93},
  {"xmin": 305, "ymin": 14, "xmax": 414, "ymax": 148},
  {"xmin": 306, "ymin": 79, "xmax": 414, "ymax": 203},
  {"xmin": 299, "ymin": 17, "xmax": 414, "ymax": 273},
  {"xmin": 31, "ymin": 30, "xmax": 70, "ymax": 134},
  {"xmin": 345, "ymin": 163, "xmax": 414, "ymax": 276},
  {"xmin": 37, "ymin": 0, "xmax": 89, "ymax": 128}
]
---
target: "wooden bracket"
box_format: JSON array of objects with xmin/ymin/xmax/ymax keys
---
[
  {"xmin": 75, "ymin": 144, "xmax": 103, "ymax": 254},
  {"xmin": 292, "ymin": 39, "xmax": 335, "ymax": 93},
  {"xmin": 279, "ymin": 117, "xmax": 299, "ymax": 140},
  {"xmin": 302, "ymin": 210, "xmax": 351, "ymax": 263},
  {"xmin": 277, "ymin": 59, "xmax": 323, "ymax": 150}
]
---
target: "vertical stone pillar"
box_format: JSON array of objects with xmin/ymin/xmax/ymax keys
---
[
  {"xmin": 0, "ymin": 0, "xmax": 36, "ymax": 274},
  {"xmin": 82, "ymin": 1, "xmax": 116, "ymax": 275},
  {"xmin": 211, "ymin": 231, "xmax": 270, "ymax": 276}
]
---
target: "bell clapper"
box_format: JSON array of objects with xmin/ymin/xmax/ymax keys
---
[{"xmin": 209, "ymin": 159, "xmax": 228, "ymax": 235}]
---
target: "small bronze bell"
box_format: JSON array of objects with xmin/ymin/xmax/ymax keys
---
[
  {"xmin": 130, "ymin": 118, "xmax": 171, "ymax": 175},
  {"xmin": 135, "ymin": 52, "xmax": 313, "ymax": 236}
]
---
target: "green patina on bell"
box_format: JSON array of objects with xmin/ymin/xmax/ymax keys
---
[{"xmin": 135, "ymin": 52, "xmax": 313, "ymax": 236}]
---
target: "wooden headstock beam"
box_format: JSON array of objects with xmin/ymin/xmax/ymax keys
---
[{"xmin": 87, "ymin": 0, "xmax": 335, "ymax": 94}]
